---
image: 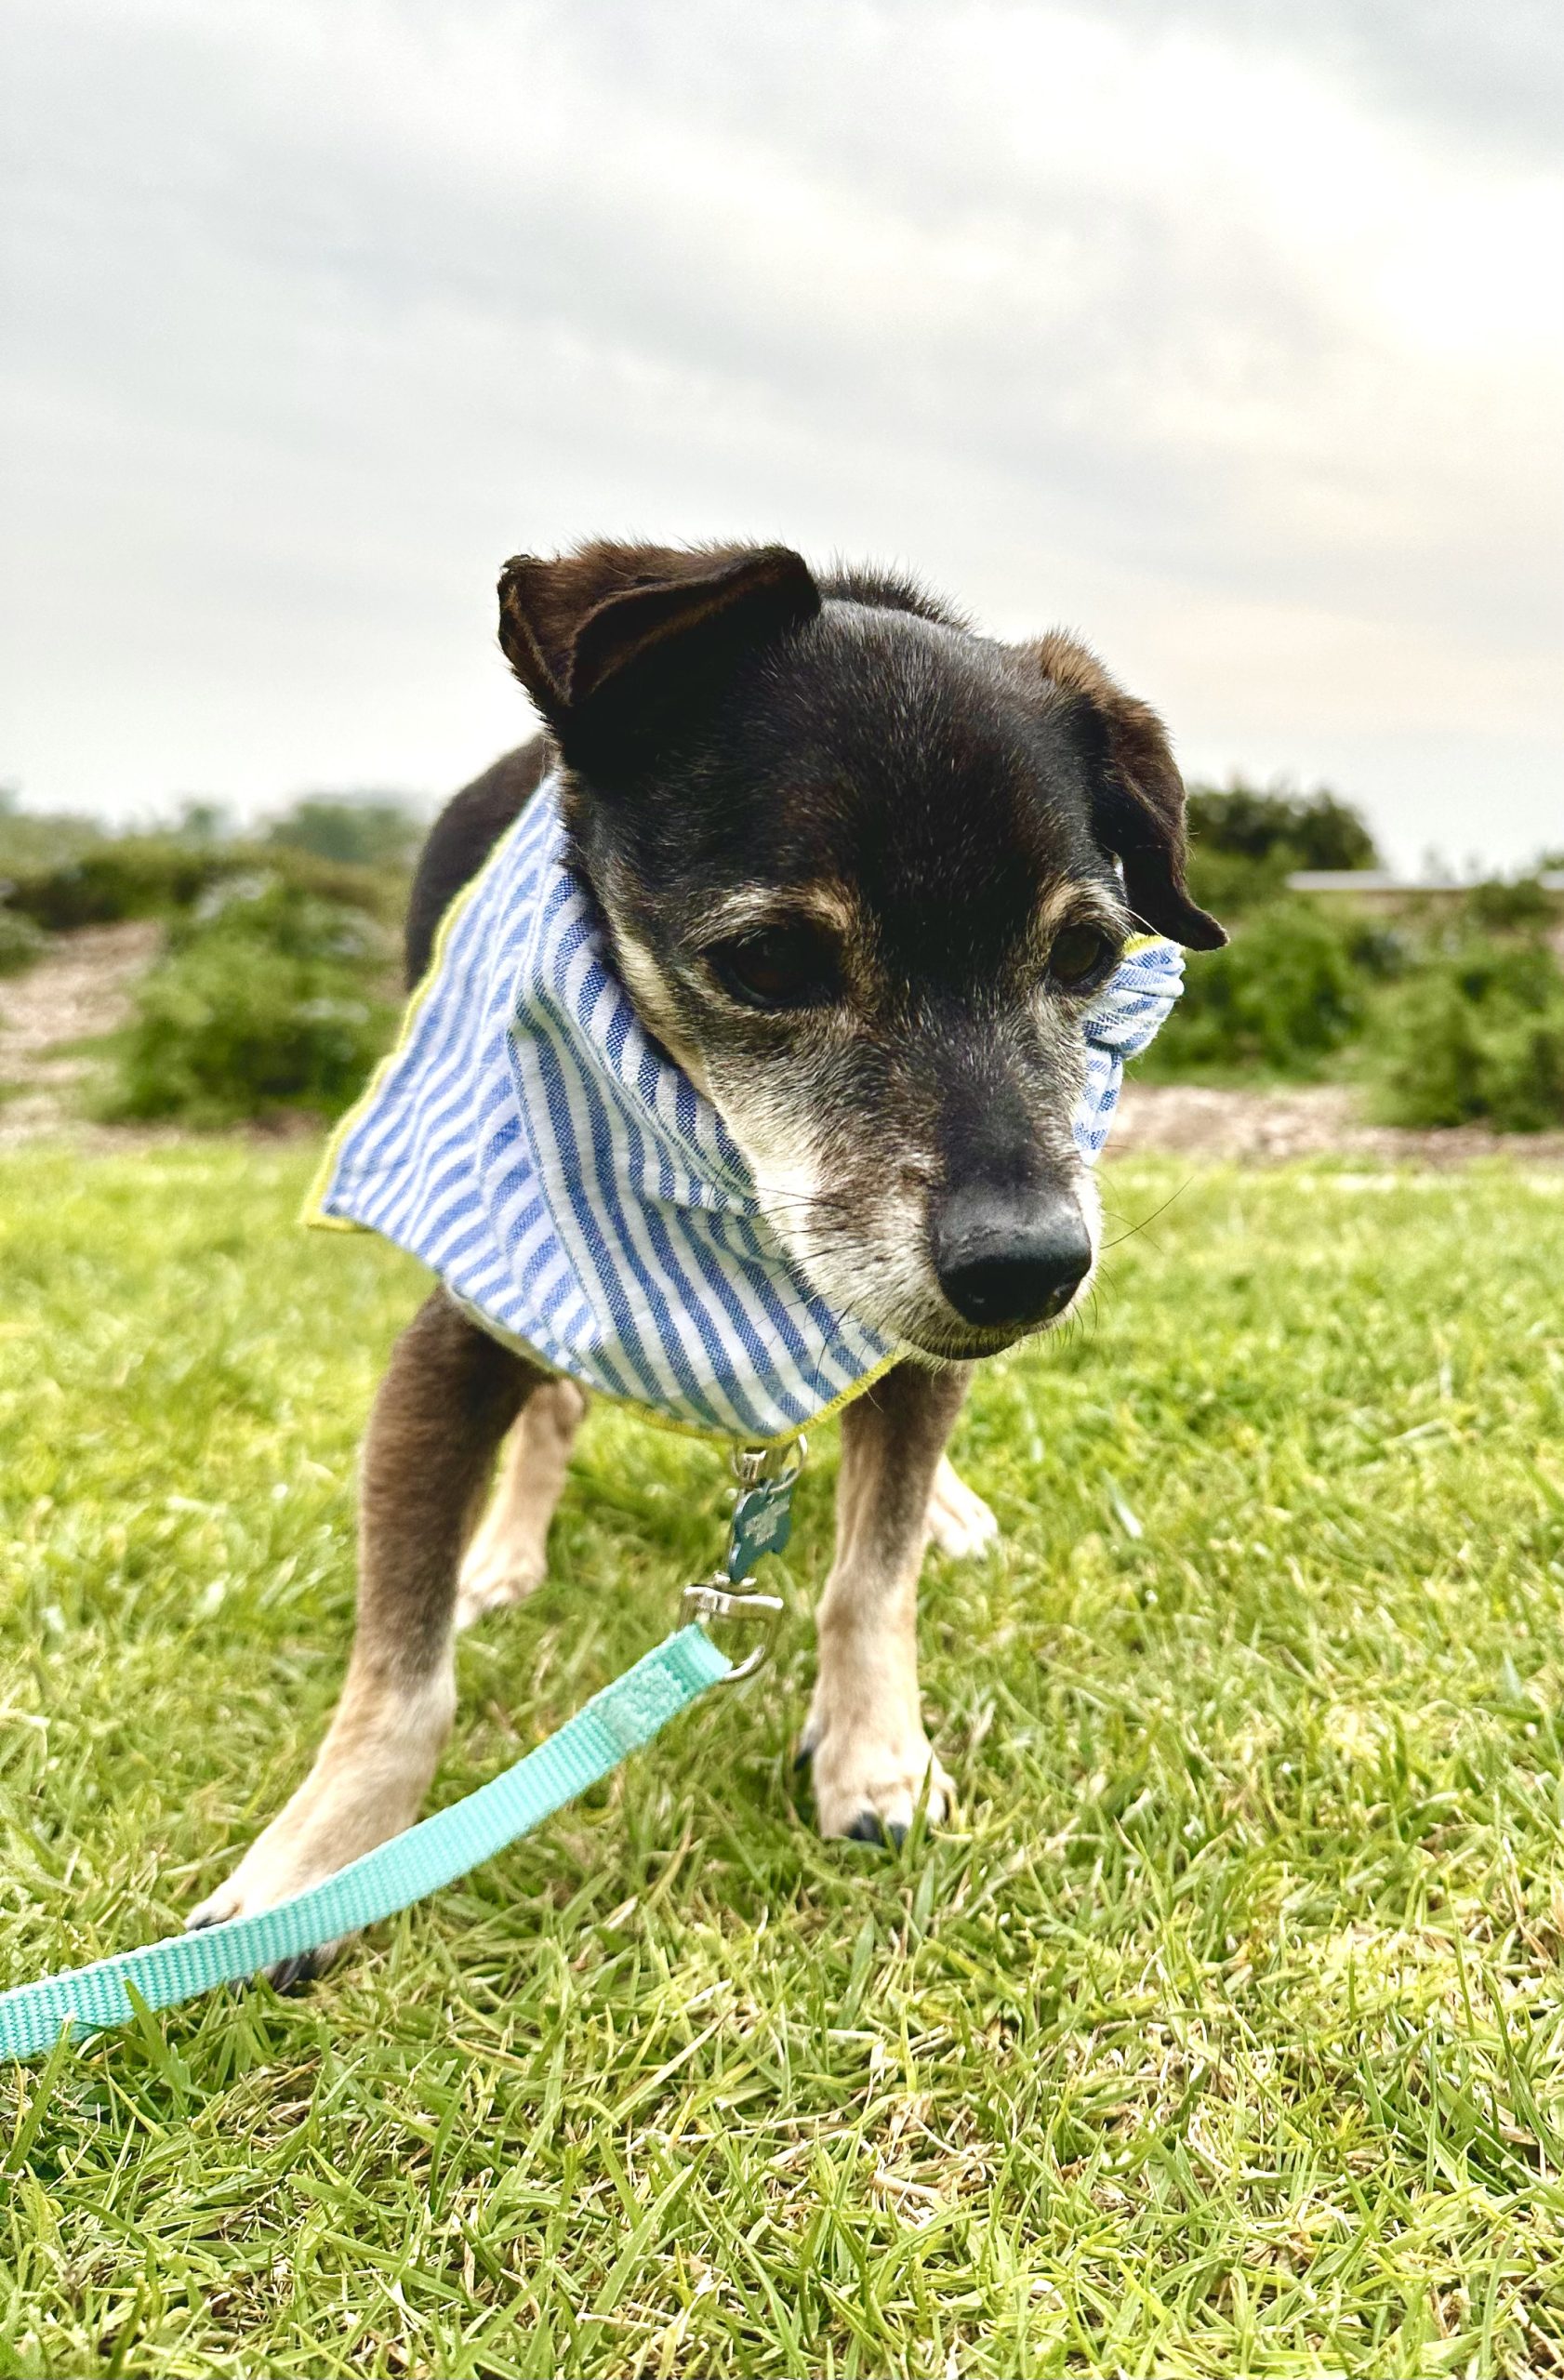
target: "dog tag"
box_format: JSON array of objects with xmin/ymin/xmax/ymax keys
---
[{"xmin": 726, "ymin": 1472, "xmax": 796, "ymax": 1582}]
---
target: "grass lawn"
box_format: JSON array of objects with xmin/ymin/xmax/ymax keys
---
[{"xmin": 3, "ymin": 1144, "xmax": 1563, "ymax": 2376}]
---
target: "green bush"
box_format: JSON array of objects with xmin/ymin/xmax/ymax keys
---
[
  {"xmin": 0, "ymin": 906, "xmax": 48, "ymax": 976},
  {"xmin": 1182, "ymin": 843, "xmax": 1294, "ymax": 920},
  {"xmin": 1140, "ymin": 900, "xmax": 1366, "ymax": 1079},
  {"xmin": 1185, "ymin": 783, "xmax": 1380, "ymax": 870},
  {"xmin": 104, "ymin": 879, "xmax": 398, "ymax": 1126},
  {"xmin": 5, "ymin": 835, "xmax": 232, "ymax": 929},
  {"xmin": 1342, "ymin": 919, "xmax": 1414, "ymax": 980},
  {"xmin": 1462, "ymin": 876, "xmax": 1557, "ymax": 935},
  {"xmin": 0, "ymin": 805, "xmax": 104, "ymax": 876},
  {"xmin": 266, "ymin": 792, "xmax": 426, "ymax": 870},
  {"xmin": 1366, "ymin": 937, "xmax": 1564, "ymax": 1131},
  {"xmin": 7, "ymin": 835, "xmax": 408, "ymax": 932},
  {"xmin": 1184, "ymin": 782, "xmax": 1380, "ymax": 919}
]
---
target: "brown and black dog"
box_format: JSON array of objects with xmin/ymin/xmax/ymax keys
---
[{"xmin": 192, "ymin": 543, "xmax": 1223, "ymax": 1977}]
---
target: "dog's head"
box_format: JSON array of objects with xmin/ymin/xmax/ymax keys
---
[{"xmin": 498, "ymin": 541, "xmax": 1224, "ymax": 1361}]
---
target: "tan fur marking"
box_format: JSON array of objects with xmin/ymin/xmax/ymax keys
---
[
  {"xmin": 188, "ymin": 1667, "xmax": 456, "ymax": 1930},
  {"xmin": 803, "ymin": 1364, "xmax": 969, "ymax": 1838},
  {"xmin": 699, "ymin": 881, "xmax": 858, "ymax": 941},
  {"xmin": 457, "ymin": 1379, "xmax": 587, "ymax": 1628},
  {"xmin": 609, "ymin": 921, "xmax": 714, "ymax": 1092},
  {"xmin": 926, "ymin": 1455, "xmax": 999, "ymax": 1559},
  {"xmin": 1035, "ymin": 878, "xmax": 1130, "ymax": 943}
]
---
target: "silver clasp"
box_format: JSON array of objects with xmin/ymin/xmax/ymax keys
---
[
  {"xmin": 731, "ymin": 1434, "xmax": 806, "ymax": 1489},
  {"xmin": 682, "ymin": 1580, "xmax": 784, "ymax": 1684}
]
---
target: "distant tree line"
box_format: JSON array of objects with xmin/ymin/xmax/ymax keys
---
[{"xmin": 1186, "ymin": 783, "xmax": 1379, "ymax": 873}]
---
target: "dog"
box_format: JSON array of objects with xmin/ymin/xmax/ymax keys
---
[{"xmin": 191, "ymin": 542, "xmax": 1222, "ymax": 1967}]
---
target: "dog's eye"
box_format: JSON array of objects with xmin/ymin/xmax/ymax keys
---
[
  {"xmin": 709, "ymin": 924, "xmax": 839, "ymax": 1012},
  {"xmin": 1047, "ymin": 924, "xmax": 1116, "ymax": 988}
]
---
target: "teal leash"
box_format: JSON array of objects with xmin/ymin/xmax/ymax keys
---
[
  {"xmin": 0, "ymin": 1625, "xmax": 729, "ymax": 2064},
  {"xmin": 0, "ymin": 1432, "xmax": 803, "ymax": 2066}
]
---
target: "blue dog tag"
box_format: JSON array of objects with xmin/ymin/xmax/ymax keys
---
[{"xmin": 726, "ymin": 1472, "xmax": 796, "ymax": 1582}]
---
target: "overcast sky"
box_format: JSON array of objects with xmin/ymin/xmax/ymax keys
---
[{"xmin": 4, "ymin": 0, "xmax": 1561, "ymax": 870}]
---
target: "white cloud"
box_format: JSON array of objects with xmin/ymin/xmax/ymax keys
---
[{"xmin": 1, "ymin": 0, "xmax": 1559, "ymax": 866}]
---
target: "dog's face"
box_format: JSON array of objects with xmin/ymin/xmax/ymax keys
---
[{"xmin": 498, "ymin": 544, "xmax": 1223, "ymax": 1361}]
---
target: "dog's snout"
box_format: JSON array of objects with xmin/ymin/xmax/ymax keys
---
[{"xmin": 933, "ymin": 1183, "xmax": 1092, "ymax": 1329}]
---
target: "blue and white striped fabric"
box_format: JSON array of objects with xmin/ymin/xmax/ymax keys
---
[
  {"xmin": 1072, "ymin": 935, "xmax": 1185, "ymax": 1162},
  {"xmin": 313, "ymin": 778, "xmax": 1182, "ymax": 1440}
]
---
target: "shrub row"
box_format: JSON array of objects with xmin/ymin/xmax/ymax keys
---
[
  {"xmin": 5, "ymin": 834, "xmax": 408, "ymax": 933},
  {"xmin": 1140, "ymin": 901, "xmax": 1371, "ymax": 1077},
  {"xmin": 1145, "ymin": 893, "xmax": 1564, "ymax": 1130},
  {"xmin": 102, "ymin": 877, "xmax": 400, "ymax": 1128},
  {"xmin": 1371, "ymin": 936, "xmax": 1564, "ymax": 1132}
]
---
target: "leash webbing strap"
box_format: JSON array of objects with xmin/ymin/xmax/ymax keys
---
[{"xmin": 0, "ymin": 1622, "xmax": 731, "ymax": 2064}]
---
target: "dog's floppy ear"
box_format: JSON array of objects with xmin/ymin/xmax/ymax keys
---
[
  {"xmin": 497, "ymin": 541, "xmax": 821, "ymax": 770},
  {"xmin": 1031, "ymin": 630, "xmax": 1226, "ymax": 950}
]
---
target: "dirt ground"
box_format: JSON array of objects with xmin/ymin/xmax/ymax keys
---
[
  {"xmin": 1111, "ymin": 1080, "xmax": 1564, "ymax": 1169},
  {"xmin": 4, "ymin": 926, "xmax": 1563, "ymax": 1166},
  {"xmin": 0, "ymin": 921, "xmax": 166, "ymax": 1148}
]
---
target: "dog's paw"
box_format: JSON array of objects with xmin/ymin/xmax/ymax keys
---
[
  {"xmin": 455, "ymin": 1537, "xmax": 545, "ymax": 1631},
  {"xmin": 800, "ymin": 1726, "xmax": 952, "ymax": 1847},
  {"xmin": 187, "ymin": 1830, "xmax": 360, "ymax": 1988},
  {"xmin": 186, "ymin": 1677, "xmax": 449, "ymax": 1991},
  {"xmin": 187, "ymin": 1907, "xmax": 343, "ymax": 1993},
  {"xmin": 927, "ymin": 1457, "xmax": 999, "ymax": 1561}
]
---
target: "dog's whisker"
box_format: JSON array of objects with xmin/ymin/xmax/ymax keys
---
[{"xmin": 1097, "ymin": 1174, "xmax": 1194, "ymax": 1251}]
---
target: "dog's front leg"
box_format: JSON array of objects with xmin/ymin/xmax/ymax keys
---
[
  {"xmin": 190, "ymin": 1290, "xmax": 544, "ymax": 1971},
  {"xmin": 457, "ymin": 1378, "xmax": 588, "ymax": 1629},
  {"xmin": 802, "ymin": 1360, "xmax": 970, "ymax": 1845}
]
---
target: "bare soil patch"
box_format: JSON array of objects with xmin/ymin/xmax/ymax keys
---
[
  {"xmin": 1112, "ymin": 1080, "xmax": 1564, "ymax": 1168},
  {"xmin": 0, "ymin": 921, "xmax": 165, "ymax": 1148}
]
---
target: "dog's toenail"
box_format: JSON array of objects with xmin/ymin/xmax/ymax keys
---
[
  {"xmin": 793, "ymin": 1740, "xmax": 815, "ymax": 1773},
  {"xmin": 265, "ymin": 1954, "xmax": 318, "ymax": 1996}
]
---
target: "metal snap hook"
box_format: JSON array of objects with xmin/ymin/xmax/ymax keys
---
[
  {"xmin": 682, "ymin": 1580, "xmax": 784, "ymax": 1683},
  {"xmin": 731, "ymin": 1434, "xmax": 806, "ymax": 1490}
]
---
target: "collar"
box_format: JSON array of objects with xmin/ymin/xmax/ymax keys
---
[{"xmin": 311, "ymin": 778, "xmax": 1183, "ymax": 1440}]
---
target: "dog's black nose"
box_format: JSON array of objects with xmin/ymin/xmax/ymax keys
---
[{"xmin": 933, "ymin": 1185, "xmax": 1093, "ymax": 1329}]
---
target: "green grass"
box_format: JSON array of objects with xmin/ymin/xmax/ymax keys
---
[{"xmin": 2, "ymin": 1144, "xmax": 1563, "ymax": 2376}]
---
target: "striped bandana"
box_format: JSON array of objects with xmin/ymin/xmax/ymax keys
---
[{"xmin": 312, "ymin": 778, "xmax": 1183, "ymax": 1441}]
